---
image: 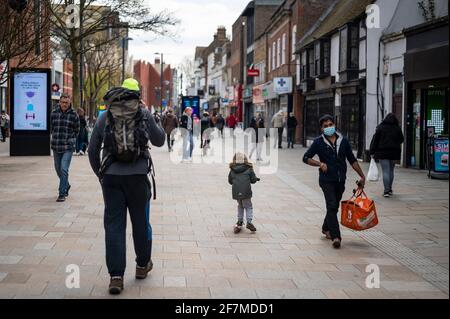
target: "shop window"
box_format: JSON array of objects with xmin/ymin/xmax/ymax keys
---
[{"xmin": 314, "ymin": 40, "xmax": 331, "ymax": 77}]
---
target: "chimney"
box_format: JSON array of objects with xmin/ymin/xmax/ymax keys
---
[{"xmin": 217, "ymin": 26, "xmax": 226, "ymax": 41}]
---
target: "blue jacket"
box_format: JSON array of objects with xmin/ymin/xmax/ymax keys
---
[{"xmin": 303, "ymin": 132, "xmax": 357, "ymax": 183}]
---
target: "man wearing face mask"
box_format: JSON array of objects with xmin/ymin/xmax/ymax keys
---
[{"xmin": 303, "ymin": 114, "xmax": 365, "ymax": 249}]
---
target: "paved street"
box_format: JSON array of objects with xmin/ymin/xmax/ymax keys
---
[{"xmin": 0, "ymin": 134, "xmax": 448, "ymax": 299}]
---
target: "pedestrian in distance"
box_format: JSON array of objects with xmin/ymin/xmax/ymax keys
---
[
  {"xmin": 228, "ymin": 153, "xmax": 260, "ymax": 234},
  {"xmin": 216, "ymin": 113, "xmax": 225, "ymax": 138},
  {"xmin": 0, "ymin": 110, "xmax": 10, "ymax": 142},
  {"xmin": 271, "ymin": 110, "xmax": 285, "ymax": 149},
  {"xmin": 369, "ymin": 113, "xmax": 405, "ymax": 198},
  {"xmin": 75, "ymin": 108, "xmax": 88, "ymax": 155},
  {"xmin": 50, "ymin": 93, "xmax": 80, "ymax": 202},
  {"xmin": 88, "ymin": 78, "xmax": 165, "ymax": 295},
  {"xmin": 162, "ymin": 107, "xmax": 179, "ymax": 152},
  {"xmin": 200, "ymin": 111, "xmax": 213, "ymax": 156},
  {"xmin": 303, "ymin": 114, "xmax": 366, "ymax": 249},
  {"xmin": 249, "ymin": 113, "xmax": 265, "ymax": 161},
  {"xmin": 180, "ymin": 107, "xmax": 194, "ymax": 162},
  {"xmin": 287, "ymin": 112, "xmax": 298, "ymax": 149},
  {"xmin": 226, "ymin": 112, "xmax": 237, "ymax": 130}
]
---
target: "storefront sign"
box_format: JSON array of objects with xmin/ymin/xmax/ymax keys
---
[
  {"xmin": 243, "ymin": 86, "xmax": 253, "ymax": 99},
  {"xmin": 247, "ymin": 69, "xmax": 260, "ymax": 77},
  {"xmin": 274, "ymin": 77, "xmax": 293, "ymax": 95},
  {"xmin": 262, "ymin": 82, "xmax": 277, "ymax": 100}
]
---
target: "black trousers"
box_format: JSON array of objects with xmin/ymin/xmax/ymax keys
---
[
  {"xmin": 101, "ymin": 175, "xmax": 152, "ymax": 277},
  {"xmin": 1, "ymin": 127, "xmax": 6, "ymax": 142},
  {"xmin": 166, "ymin": 133, "xmax": 174, "ymax": 150},
  {"xmin": 277, "ymin": 127, "xmax": 284, "ymax": 148},
  {"xmin": 319, "ymin": 182, "xmax": 346, "ymax": 240}
]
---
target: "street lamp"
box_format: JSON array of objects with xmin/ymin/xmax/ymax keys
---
[
  {"xmin": 122, "ymin": 37, "xmax": 133, "ymax": 83},
  {"xmin": 154, "ymin": 52, "xmax": 164, "ymax": 112}
]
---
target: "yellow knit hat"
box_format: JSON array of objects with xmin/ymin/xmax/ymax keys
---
[{"xmin": 122, "ymin": 78, "xmax": 140, "ymax": 91}]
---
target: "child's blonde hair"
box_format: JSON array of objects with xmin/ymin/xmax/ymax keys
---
[{"xmin": 230, "ymin": 152, "xmax": 252, "ymax": 167}]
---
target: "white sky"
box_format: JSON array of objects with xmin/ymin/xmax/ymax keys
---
[{"xmin": 128, "ymin": 0, "xmax": 245, "ymax": 68}]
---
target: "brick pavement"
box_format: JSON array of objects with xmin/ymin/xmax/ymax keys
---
[{"xmin": 0, "ymin": 135, "xmax": 448, "ymax": 299}]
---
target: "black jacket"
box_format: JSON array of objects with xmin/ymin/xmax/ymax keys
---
[
  {"xmin": 303, "ymin": 132, "xmax": 357, "ymax": 183},
  {"xmin": 370, "ymin": 115, "xmax": 404, "ymax": 161},
  {"xmin": 180, "ymin": 114, "xmax": 192, "ymax": 131},
  {"xmin": 228, "ymin": 163, "xmax": 259, "ymax": 200},
  {"xmin": 287, "ymin": 116, "xmax": 298, "ymax": 129}
]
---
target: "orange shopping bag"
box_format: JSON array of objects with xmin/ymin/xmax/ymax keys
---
[{"xmin": 341, "ymin": 188, "xmax": 378, "ymax": 231}]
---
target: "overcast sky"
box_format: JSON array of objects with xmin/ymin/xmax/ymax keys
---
[{"xmin": 129, "ymin": 0, "xmax": 245, "ymax": 69}]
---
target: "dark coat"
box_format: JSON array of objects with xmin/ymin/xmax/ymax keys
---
[
  {"xmin": 162, "ymin": 113, "xmax": 179, "ymax": 135},
  {"xmin": 228, "ymin": 163, "xmax": 259, "ymax": 200},
  {"xmin": 250, "ymin": 117, "xmax": 265, "ymax": 143},
  {"xmin": 370, "ymin": 114, "xmax": 405, "ymax": 161},
  {"xmin": 287, "ymin": 116, "xmax": 298, "ymax": 129},
  {"xmin": 216, "ymin": 116, "xmax": 225, "ymax": 129}
]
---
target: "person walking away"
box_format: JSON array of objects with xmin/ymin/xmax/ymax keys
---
[
  {"xmin": 369, "ymin": 113, "xmax": 404, "ymax": 197},
  {"xmin": 228, "ymin": 153, "xmax": 260, "ymax": 233},
  {"xmin": 0, "ymin": 111, "xmax": 9, "ymax": 142},
  {"xmin": 226, "ymin": 113, "xmax": 237, "ymax": 131},
  {"xmin": 287, "ymin": 112, "xmax": 298, "ymax": 149},
  {"xmin": 88, "ymin": 78, "xmax": 165, "ymax": 295},
  {"xmin": 162, "ymin": 108, "xmax": 179, "ymax": 152},
  {"xmin": 216, "ymin": 114, "xmax": 225, "ymax": 138},
  {"xmin": 249, "ymin": 113, "xmax": 265, "ymax": 161},
  {"xmin": 76, "ymin": 108, "xmax": 88, "ymax": 155},
  {"xmin": 51, "ymin": 93, "xmax": 80, "ymax": 202},
  {"xmin": 200, "ymin": 111, "xmax": 213, "ymax": 155},
  {"xmin": 271, "ymin": 110, "xmax": 285, "ymax": 149},
  {"xmin": 303, "ymin": 114, "xmax": 366, "ymax": 249},
  {"xmin": 180, "ymin": 107, "xmax": 194, "ymax": 161}
]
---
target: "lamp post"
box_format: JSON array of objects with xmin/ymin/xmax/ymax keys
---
[
  {"xmin": 122, "ymin": 37, "xmax": 133, "ymax": 83},
  {"xmin": 154, "ymin": 52, "xmax": 164, "ymax": 112}
]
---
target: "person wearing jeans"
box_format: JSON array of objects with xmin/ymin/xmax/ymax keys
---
[
  {"xmin": 303, "ymin": 115, "xmax": 366, "ymax": 249},
  {"xmin": 369, "ymin": 113, "xmax": 404, "ymax": 197},
  {"xmin": 88, "ymin": 79, "xmax": 165, "ymax": 295},
  {"xmin": 50, "ymin": 93, "xmax": 80, "ymax": 202}
]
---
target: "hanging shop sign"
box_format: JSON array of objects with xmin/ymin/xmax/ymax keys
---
[{"xmin": 274, "ymin": 77, "xmax": 293, "ymax": 94}]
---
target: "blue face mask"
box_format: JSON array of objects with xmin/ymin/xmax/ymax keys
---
[{"xmin": 323, "ymin": 126, "xmax": 336, "ymax": 137}]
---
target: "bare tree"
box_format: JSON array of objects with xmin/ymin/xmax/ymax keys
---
[
  {"xmin": 46, "ymin": 0, "xmax": 178, "ymax": 107},
  {"xmin": 0, "ymin": 0, "xmax": 51, "ymax": 85},
  {"xmin": 179, "ymin": 55, "xmax": 195, "ymax": 91},
  {"xmin": 83, "ymin": 38, "xmax": 122, "ymax": 121}
]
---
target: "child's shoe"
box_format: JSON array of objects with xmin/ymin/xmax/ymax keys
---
[
  {"xmin": 246, "ymin": 222, "xmax": 257, "ymax": 232},
  {"xmin": 234, "ymin": 221, "xmax": 243, "ymax": 234}
]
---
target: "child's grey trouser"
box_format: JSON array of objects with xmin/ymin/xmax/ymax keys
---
[{"xmin": 237, "ymin": 198, "xmax": 253, "ymax": 223}]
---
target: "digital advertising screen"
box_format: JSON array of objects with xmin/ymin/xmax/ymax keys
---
[{"xmin": 13, "ymin": 71, "xmax": 48, "ymax": 131}]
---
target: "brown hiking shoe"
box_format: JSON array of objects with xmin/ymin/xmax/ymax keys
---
[
  {"xmin": 109, "ymin": 277, "xmax": 123, "ymax": 295},
  {"xmin": 246, "ymin": 222, "xmax": 257, "ymax": 232},
  {"xmin": 136, "ymin": 260, "xmax": 153, "ymax": 279}
]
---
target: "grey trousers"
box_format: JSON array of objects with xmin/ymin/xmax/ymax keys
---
[{"xmin": 237, "ymin": 198, "xmax": 253, "ymax": 223}]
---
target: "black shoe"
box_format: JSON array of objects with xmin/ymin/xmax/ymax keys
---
[
  {"xmin": 56, "ymin": 195, "xmax": 66, "ymax": 202},
  {"xmin": 234, "ymin": 221, "xmax": 243, "ymax": 234},
  {"xmin": 383, "ymin": 192, "xmax": 391, "ymax": 198},
  {"xmin": 332, "ymin": 238, "xmax": 341, "ymax": 249},
  {"xmin": 65, "ymin": 184, "xmax": 71, "ymax": 197},
  {"xmin": 246, "ymin": 222, "xmax": 257, "ymax": 232},
  {"xmin": 136, "ymin": 260, "xmax": 153, "ymax": 279},
  {"xmin": 109, "ymin": 276, "xmax": 124, "ymax": 295},
  {"xmin": 388, "ymin": 190, "xmax": 393, "ymax": 196}
]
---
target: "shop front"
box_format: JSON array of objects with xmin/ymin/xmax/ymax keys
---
[
  {"xmin": 262, "ymin": 81, "xmax": 278, "ymax": 130},
  {"xmin": 243, "ymin": 86, "xmax": 253, "ymax": 129},
  {"xmin": 404, "ymin": 18, "xmax": 449, "ymax": 170},
  {"xmin": 304, "ymin": 90, "xmax": 334, "ymax": 146},
  {"xmin": 253, "ymin": 84, "xmax": 265, "ymax": 118}
]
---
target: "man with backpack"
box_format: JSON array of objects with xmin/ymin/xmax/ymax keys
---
[{"xmin": 88, "ymin": 78, "xmax": 165, "ymax": 295}]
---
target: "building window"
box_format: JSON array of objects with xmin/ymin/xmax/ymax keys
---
[
  {"xmin": 282, "ymin": 33, "xmax": 286, "ymax": 65},
  {"xmin": 308, "ymin": 48, "xmax": 315, "ymax": 78},
  {"xmin": 323, "ymin": 41, "xmax": 330, "ymax": 74},
  {"xmin": 339, "ymin": 24, "xmax": 359, "ymax": 72},
  {"xmin": 314, "ymin": 42, "xmax": 321, "ymax": 76},
  {"xmin": 301, "ymin": 51, "xmax": 307, "ymax": 81},
  {"xmin": 272, "ymin": 42, "xmax": 276, "ymax": 70},
  {"xmin": 292, "ymin": 25, "xmax": 297, "ymax": 61},
  {"xmin": 277, "ymin": 38, "xmax": 281, "ymax": 68},
  {"xmin": 268, "ymin": 47, "xmax": 272, "ymax": 72},
  {"xmin": 296, "ymin": 57, "xmax": 301, "ymax": 86}
]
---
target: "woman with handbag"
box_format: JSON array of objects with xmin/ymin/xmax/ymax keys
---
[{"xmin": 369, "ymin": 113, "xmax": 405, "ymax": 198}]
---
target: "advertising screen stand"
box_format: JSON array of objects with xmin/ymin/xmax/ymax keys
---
[{"xmin": 10, "ymin": 68, "xmax": 51, "ymax": 156}]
